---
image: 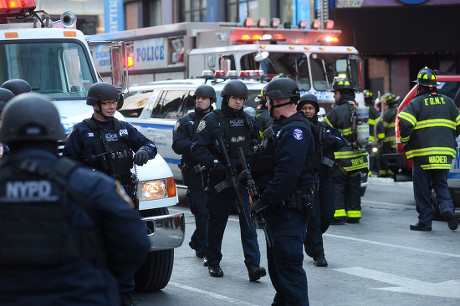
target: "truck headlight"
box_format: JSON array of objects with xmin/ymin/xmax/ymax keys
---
[{"xmin": 138, "ymin": 177, "xmax": 176, "ymax": 200}]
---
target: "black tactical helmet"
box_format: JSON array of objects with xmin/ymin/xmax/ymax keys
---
[
  {"xmin": 382, "ymin": 92, "xmax": 399, "ymax": 105},
  {"xmin": 414, "ymin": 67, "xmax": 437, "ymax": 88},
  {"xmin": 194, "ymin": 84, "xmax": 216, "ymax": 102},
  {"xmin": 1, "ymin": 79, "xmax": 32, "ymax": 96},
  {"xmin": 0, "ymin": 88, "xmax": 15, "ymax": 111},
  {"xmin": 220, "ymin": 80, "xmax": 248, "ymax": 99},
  {"xmin": 264, "ymin": 78, "xmax": 300, "ymax": 102},
  {"xmin": 0, "ymin": 93, "xmax": 65, "ymax": 143},
  {"xmin": 297, "ymin": 93, "xmax": 319, "ymax": 113},
  {"xmin": 86, "ymin": 82, "xmax": 124, "ymax": 110},
  {"xmin": 332, "ymin": 77, "xmax": 354, "ymax": 91}
]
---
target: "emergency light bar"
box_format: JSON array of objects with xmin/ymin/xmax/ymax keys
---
[
  {"xmin": 200, "ymin": 69, "xmax": 266, "ymax": 81},
  {"xmin": 0, "ymin": 0, "xmax": 35, "ymax": 18}
]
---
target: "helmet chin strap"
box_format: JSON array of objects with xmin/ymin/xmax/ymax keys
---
[{"xmin": 269, "ymin": 99, "xmax": 294, "ymax": 117}]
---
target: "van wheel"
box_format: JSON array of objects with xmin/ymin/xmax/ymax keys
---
[{"xmin": 135, "ymin": 207, "xmax": 174, "ymax": 292}]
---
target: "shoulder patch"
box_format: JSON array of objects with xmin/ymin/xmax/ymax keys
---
[
  {"xmin": 0, "ymin": 143, "xmax": 3, "ymax": 158},
  {"xmin": 174, "ymin": 121, "xmax": 180, "ymax": 132},
  {"xmin": 293, "ymin": 128, "xmax": 303, "ymax": 140},
  {"xmin": 66, "ymin": 126, "xmax": 76, "ymax": 141},
  {"xmin": 196, "ymin": 120, "xmax": 206, "ymax": 133}
]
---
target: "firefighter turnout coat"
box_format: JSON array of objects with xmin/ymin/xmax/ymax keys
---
[{"xmin": 398, "ymin": 90, "xmax": 460, "ymax": 170}]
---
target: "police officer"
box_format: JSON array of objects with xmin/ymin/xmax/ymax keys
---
[
  {"xmin": 297, "ymin": 94, "xmax": 345, "ymax": 267},
  {"xmin": 398, "ymin": 67, "xmax": 459, "ymax": 231},
  {"xmin": 0, "ymin": 93, "xmax": 150, "ymax": 305},
  {"xmin": 191, "ymin": 80, "xmax": 266, "ymax": 281},
  {"xmin": 251, "ymin": 78, "xmax": 315, "ymax": 305},
  {"xmin": 0, "ymin": 87, "xmax": 14, "ymax": 159},
  {"xmin": 172, "ymin": 84, "xmax": 215, "ymax": 261},
  {"xmin": 377, "ymin": 93, "xmax": 399, "ymax": 177},
  {"xmin": 324, "ymin": 78, "xmax": 368, "ymax": 224},
  {"xmin": 364, "ymin": 90, "xmax": 381, "ymax": 176},
  {"xmin": 1, "ymin": 78, "xmax": 32, "ymax": 95},
  {"xmin": 63, "ymin": 82, "xmax": 157, "ymax": 305}
]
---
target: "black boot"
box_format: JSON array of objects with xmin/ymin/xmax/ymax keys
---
[
  {"xmin": 246, "ymin": 264, "xmax": 266, "ymax": 282},
  {"xmin": 313, "ymin": 253, "xmax": 328, "ymax": 267},
  {"xmin": 443, "ymin": 211, "xmax": 458, "ymax": 230},
  {"xmin": 208, "ymin": 264, "xmax": 223, "ymax": 277}
]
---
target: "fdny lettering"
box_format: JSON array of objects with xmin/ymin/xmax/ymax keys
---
[
  {"xmin": 229, "ymin": 118, "xmax": 245, "ymax": 127},
  {"xmin": 424, "ymin": 96, "xmax": 445, "ymax": 105},
  {"xmin": 3, "ymin": 180, "xmax": 58, "ymax": 202},
  {"xmin": 351, "ymin": 157, "xmax": 364, "ymax": 166},
  {"xmin": 230, "ymin": 136, "xmax": 246, "ymax": 143},
  {"xmin": 119, "ymin": 129, "xmax": 128, "ymax": 136},
  {"xmin": 293, "ymin": 129, "xmax": 303, "ymax": 140},
  {"xmin": 429, "ymin": 155, "xmax": 447, "ymax": 164},
  {"xmin": 105, "ymin": 133, "xmax": 119, "ymax": 142}
]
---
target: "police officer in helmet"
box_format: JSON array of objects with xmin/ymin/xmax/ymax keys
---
[
  {"xmin": 398, "ymin": 67, "xmax": 459, "ymax": 231},
  {"xmin": 0, "ymin": 87, "xmax": 15, "ymax": 159},
  {"xmin": 324, "ymin": 77, "xmax": 368, "ymax": 224},
  {"xmin": 0, "ymin": 93, "xmax": 150, "ymax": 304},
  {"xmin": 1, "ymin": 78, "xmax": 32, "ymax": 96},
  {"xmin": 297, "ymin": 94, "xmax": 345, "ymax": 267},
  {"xmin": 252, "ymin": 78, "xmax": 316, "ymax": 305},
  {"xmin": 191, "ymin": 80, "xmax": 266, "ymax": 281},
  {"xmin": 172, "ymin": 84, "xmax": 215, "ymax": 261},
  {"xmin": 63, "ymin": 82, "xmax": 157, "ymax": 305}
]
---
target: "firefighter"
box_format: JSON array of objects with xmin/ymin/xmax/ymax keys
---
[
  {"xmin": 364, "ymin": 90, "xmax": 381, "ymax": 176},
  {"xmin": 0, "ymin": 88, "xmax": 14, "ymax": 160},
  {"xmin": 377, "ymin": 93, "xmax": 399, "ymax": 177},
  {"xmin": 398, "ymin": 67, "xmax": 459, "ymax": 231},
  {"xmin": 172, "ymin": 84, "xmax": 215, "ymax": 262},
  {"xmin": 251, "ymin": 78, "xmax": 315, "ymax": 305},
  {"xmin": 324, "ymin": 78, "xmax": 368, "ymax": 224},
  {"xmin": 297, "ymin": 94, "xmax": 345, "ymax": 267},
  {"xmin": 255, "ymin": 87, "xmax": 274, "ymax": 134},
  {"xmin": 1, "ymin": 78, "xmax": 32, "ymax": 96},
  {"xmin": 63, "ymin": 82, "xmax": 157, "ymax": 305},
  {"xmin": 191, "ymin": 80, "xmax": 266, "ymax": 281},
  {"xmin": 0, "ymin": 93, "xmax": 150, "ymax": 305}
]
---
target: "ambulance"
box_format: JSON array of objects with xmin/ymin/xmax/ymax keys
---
[
  {"xmin": 0, "ymin": 1, "xmax": 184, "ymax": 292},
  {"xmin": 87, "ymin": 18, "xmax": 364, "ymax": 112}
]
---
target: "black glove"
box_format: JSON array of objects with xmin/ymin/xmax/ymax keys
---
[
  {"xmin": 133, "ymin": 146, "xmax": 150, "ymax": 165},
  {"xmin": 251, "ymin": 198, "xmax": 268, "ymax": 228}
]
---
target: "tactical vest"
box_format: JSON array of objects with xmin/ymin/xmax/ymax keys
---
[
  {"xmin": 0, "ymin": 157, "xmax": 105, "ymax": 266},
  {"xmin": 213, "ymin": 109, "xmax": 253, "ymax": 158},
  {"xmin": 251, "ymin": 114, "xmax": 321, "ymax": 177},
  {"xmin": 83, "ymin": 118, "xmax": 133, "ymax": 184}
]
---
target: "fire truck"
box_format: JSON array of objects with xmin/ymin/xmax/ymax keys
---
[
  {"xmin": 0, "ymin": 1, "xmax": 184, "ymax": 292},
  {"xmin": 87, "ymin": 18, "xmax": 364, "ymax": 112}
]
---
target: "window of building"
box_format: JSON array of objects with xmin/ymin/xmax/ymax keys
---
[
  {"xmin": 181, "ymin": 0, "xmax": 207, "ymax": 22},
  {"xmin": 226, "ymin": 0, "xmax": 258, "ymax": 23},
  {"xmin": 143, "ymin": 0, "xmax": 162, "ymax": 27}
]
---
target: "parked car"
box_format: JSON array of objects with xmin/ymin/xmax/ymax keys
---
[{"xmin": 383, "ymin": 74, "xmax": 460, "ymax": 216}]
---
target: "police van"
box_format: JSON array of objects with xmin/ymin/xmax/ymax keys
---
[
  {"xmin": 0, "ymin": 2, "xmax": 184, "ymax": 292},
  {"xmin": 120, "ymin": 76, "xmax": 265, "ymax": 184}
]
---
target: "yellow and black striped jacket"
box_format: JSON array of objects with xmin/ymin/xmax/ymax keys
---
[{"xmin": 397, "ymin": 91, "xmax": 460, "ymax": 170}]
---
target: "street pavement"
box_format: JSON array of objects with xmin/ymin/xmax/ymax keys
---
[{"xmin": 134, "ymin": 176, "xmax": 460, "ymax": 305}]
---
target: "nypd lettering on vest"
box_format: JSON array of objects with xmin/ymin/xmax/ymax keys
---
[
  {"xmin": 2, "ymin": 180, "xmax": 57, "ymax": 202},
  {"xmin": 229, "ymin": 118, "xmax": 245, "ymax": 127}
]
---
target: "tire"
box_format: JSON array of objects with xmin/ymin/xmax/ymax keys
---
[{"xmin": 135, "ymin": 207, "xmax": 174, "ymax": 292}]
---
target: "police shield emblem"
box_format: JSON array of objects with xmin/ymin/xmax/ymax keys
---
[{"xmin": 174, "ymin": 121, "xmax": 180, "ymax": 132}]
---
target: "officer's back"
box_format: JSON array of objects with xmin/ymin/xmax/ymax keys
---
[{"xmin": 0, "ymin": 93, "xmax": 150, "ymax": 305}]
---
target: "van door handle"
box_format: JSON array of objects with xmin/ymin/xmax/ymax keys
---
[{"xmin": 147, "ymin": 128, "xmax": 155, "ymax": 133}]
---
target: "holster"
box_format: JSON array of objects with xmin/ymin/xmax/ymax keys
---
[{"xmin": 282, "ymin": 189, "xmax": 314, "ymax": 219}]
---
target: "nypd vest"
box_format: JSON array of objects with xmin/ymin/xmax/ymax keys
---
[
  {"xmin": 0, "ymin": 158, "xmax": 105, "ymax": 266},
  {"xmin": 83, "ymin": 118, "xmax": 133, "ymax": 184}
]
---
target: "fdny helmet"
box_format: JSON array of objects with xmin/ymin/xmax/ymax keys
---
[
  {"xmin": 414, "ymin": 67, "xmax": 437, "ymax": 88},
  {"xmin": 332, "ymin": 77, "xmax": 354, "ymax": 91}
]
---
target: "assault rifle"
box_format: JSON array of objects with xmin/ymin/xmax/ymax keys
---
[{"xmin": 215, "ymin": 137, "xmax": 251, "ymax": 229}]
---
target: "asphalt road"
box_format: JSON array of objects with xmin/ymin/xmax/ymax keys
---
[{"xmin": 134, "ymin": 176, "xmax": 460, "ymax": 305}]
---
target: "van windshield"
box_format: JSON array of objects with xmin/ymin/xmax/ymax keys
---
[
  {"xmin": 310, "ymin": 53, "xmax": 361, "ymax": 91},
  {"xmin": 0, "ymin": 40, "xmax": 96, "ymax": 99}
]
